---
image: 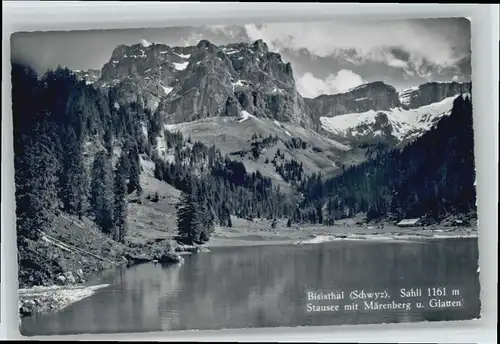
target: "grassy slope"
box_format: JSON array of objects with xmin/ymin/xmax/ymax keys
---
[
  {"xmin": 127, "ymin": 173, "xmax": 181, "ymax": 243},
  {"xmin": 164, "ymin": 116, "xmax": 351, "ymax": 188},
  {"xmin": 18, "ymin": 171, "xmax": 182, "ymax": 289},
  {"xmin": 19, "ymin": 214, "xmax": 128, "ymax": 289}
]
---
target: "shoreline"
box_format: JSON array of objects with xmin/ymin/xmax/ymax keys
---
[
  {"xmin": 19, "ymin": 284, "xmax": 110, "ymax": 317},
  {"xmin": 19, "ymin": 227, "xmax": 477, "ymax": 317},
  {"xmin": 204, "ymin": 228, "xmax": 478, "ymax": 248}
]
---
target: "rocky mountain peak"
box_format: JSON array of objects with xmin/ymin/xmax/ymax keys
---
[
  {"xmin": 316, "ymin": 79, "xmax": 470, "ymax": 148},
  {"xmin": 95, "ymin": 39, "xmax": 312, "ymax": 128},
  {"xmin": 305, "ymin": 80, "xmax": 402, "ymax": 124},
  {"xmin": 347, "ymin": 81, "xmax": 397, "ymax": 94},
  {"xmin": 71, "ymin": 69, "xmax": 101, "ymax": 85},
  {"xmin": 252, "ymin": 39, "xmax": 269, "ymax": 54},
  {"xmin": 398, "ymin": 81, "xmax": 471, "ymax": 109},
  {"xmin": 110, "ymin": 44, "xmax": 130, "ymax": 60},
  {"xmin": 196, "ymin": 39, "xmax": 214, "ymax": 49}
]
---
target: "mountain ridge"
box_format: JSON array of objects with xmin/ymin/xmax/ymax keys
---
[
  {"xmin": 76, "ymin": 39, "xmax": 470, "ymax": 143},
  {"xmin": 73, "ymin": 39, "xmax": 471, "ymax": 172},
  {"xmin": 11, "ymin": 51, "xmax": 477, "ymax": 295},
  {"xmin": 92, "ymin": 39, "xmax": 313, "ymax": 130}
]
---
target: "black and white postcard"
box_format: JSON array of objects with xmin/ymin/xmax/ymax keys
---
[{"xmin": 10, "ymin": 18, "xmax": 480, "ymax": 336}]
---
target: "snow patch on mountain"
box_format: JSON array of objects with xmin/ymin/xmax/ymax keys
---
[
  {"xmin": 398, "ymin": 86, "xmax": 419, "ymax": 107},
  {"xmin": 272, "ymin": 86, "xmax": 284, "ymax": 94},
  {"xmin": 232, "ymin": 80, "xmax": 248, "ymax": 87},
  {"xmin": 160, "ymin": 85, "xmax": 173, "ymax": 95},
  {"xmin": 238, "ymin": 110, "xmax": 254, "ymax": 123},
  {"xmin": 155, "ymin": 136, "xmax": 166, "ymax": 156},
  {"xmin": 273, "ymin": 120, "xmax": 292, "ymax": 136},
  {"xmin": 173, "ymin": 62, "xmax": 189, "ymax": 71},
  {"xmin": 141, "ymin": 122, "xmax": 148, "ymax": 139},
  {"xmin": 320, "ymin": 96, "xmax": 456, "ymax": 141},
  {"xmin": 222, "ymin": 48, "xmax": 240, "ymax": 55},
  {"xmin": 140, "ymin": 39, "xmax": 152, "ymax": 48},
  {"xmin": 139, "ymin": 154, "xmax": 155, "ymax": 176},
  {"xmin": 174, "ymin": 52, "xmax": 191, "ymax": 59}
]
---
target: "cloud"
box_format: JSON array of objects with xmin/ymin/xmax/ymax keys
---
[
  {"xmin": 140, "ymin": 38, "xmax": 152, "ymax": 47},
  {"xmin": 297, "ymin": 70, "xmax": 365, "ymax": 98},
  {"xmin": 240, "ymin": 19, "xmax": 470, "ymax": 80},
  {"xmin": 181, "ymin": 31, "xmax": 205, "ymax": 46}
]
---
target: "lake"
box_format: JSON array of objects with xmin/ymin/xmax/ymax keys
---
[{"xmin": 20, "ymin": 238, "xmax": 481, "ymax": 336}]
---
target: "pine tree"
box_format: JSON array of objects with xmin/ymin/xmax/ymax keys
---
[
  {"xmin": 59, "ymin": 127, "xmax": 88, "ymax": 217},
  {"xmin": 195, "ymin": 183, "xmax": 215, "ymax": 243},
  {"xmin": 127, "ymin": 142, "xmax": 142, "ymax": 196},
  {"xmin": 176, "ymin": 180, "xmax": 215, "ymax": 244},
  {"xmin": 151, "ymin": 192, "xmax": 159, "ymax": 203},
  {"xmin": 90, "ymin": 150, "xmax": 114, "ymax": 234},
  {"xmin": 103, "ymin": 127, "xmax": 113, "ymax": 155},
  {"xmin": 316, "ymin": 203, "xmax": 323, "ymax": 223},
  {"xmin": 113, "ymin": 154, "xmax": 129, "ymax": 242},
  {"xmin": 15, "ymin": 120, "xmax": 61, "ymax": 240},
  {"xmin": 176, "ymin": 191, "xmax": 199, "ymax": 245}
]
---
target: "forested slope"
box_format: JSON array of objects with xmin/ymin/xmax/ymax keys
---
[
  {"xmin": 296, "ymin": 94, "xmax": 476, "ymax": 224},
  {"xmin": 12, "ymin": 63, "xmax": 477, "ymax": 287}
]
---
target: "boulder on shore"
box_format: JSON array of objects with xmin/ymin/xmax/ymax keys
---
[
  {"xmin": 157, "ymin": 252, "xmax": 184, "ymax": 264},
  {"xmin": 174, "ymin": 243, "xmax": 211, "ymax": 253},
  {"xmin": 124, "ymin": 253, "xmax": 152, "ymax": 266}
]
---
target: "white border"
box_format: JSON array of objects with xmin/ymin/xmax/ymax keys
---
[{"xmin": 2, "ymin": 2, "xmax": 498, "ymax": 342}]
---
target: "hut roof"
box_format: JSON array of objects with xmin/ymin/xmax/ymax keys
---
[{"xmin": 397, "ymin": 218, "xmax": 420, "ymax": 226}]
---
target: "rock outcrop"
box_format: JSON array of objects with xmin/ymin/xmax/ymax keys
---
[
  {"xmin": 305, "ymin": 81, "xmax": 402, "ymax": 122},
  {"xmin": 157, "ymin": 252, "xmax": 185, "ymax": 264},
  {"xmin": 88, "ymin": 38, "xmax": 472, "ymax": 166},
  {"xmin": 95, "ymin": 39, "xmax": 313, "ymax": 128},
  {"xmin": 398, "ymin": 81, "xmax": 471, "ymax": 109},
  {"xmin": 72, "ymin": 69, "xmax": 101, "ymax": 85}
]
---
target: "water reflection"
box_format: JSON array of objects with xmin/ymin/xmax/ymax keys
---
[{"xmin": 21, "ymin": 238, "xmax": 480, "ymax": 336}]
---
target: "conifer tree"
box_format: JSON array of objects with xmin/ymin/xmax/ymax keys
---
[
  {"xmin": 15, "ymin": 119, "xmax": 61, "ymax": 240},
  {"xmin": 176, "ymin": 190, "xmax": 199, "ymax": 245},
  {"xmin": 152, "ymin": 192, "xmax": 159, "ymax": 203},
  {"xmin": 176, "ymin": 179, "xmax": 215, "ymax": 244},
  {"xmin": 114, "ymin": 153, "xmax": 129, "ymax": 242},
  {"xmin": 195, "ymin": 183, "xmax": 215, "ymax": 242},
  {"xmin": 104, "ymin": 127, "xmax": 113, "ymax": 155},
  {"xmin": 127, "ymin": 141, "xmax": 142, "ymax": 196},
  {"xmin": 59, "ymin": 127, "xmax": 88, "ymax": 217},
  {"xmin": 90, "ymin": 150, "xmax": 114, "ymax": 234}
]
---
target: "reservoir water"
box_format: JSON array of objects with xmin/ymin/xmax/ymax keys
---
[{"xmin": 21, "ymin": 238, "xmax": 481, "ymax": 336}]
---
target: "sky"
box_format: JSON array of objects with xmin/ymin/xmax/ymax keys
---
[{"xmin": 11, "ymin": 17, "xmax": 471, "ymax": 98}]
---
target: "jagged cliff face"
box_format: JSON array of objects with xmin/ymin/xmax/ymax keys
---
[
  {"xmin": 398, "ymin": 81, "xmax": 472, "ymax": 109},
  {"xmin": 305, "ymin": 81, "xmax": 402, "ymax": 122},
  {"xmin": 72, "ymin": 69, "xmax": 101, "ymax": 85},
  {"xmin": 89, "ymin": 38, "xmax": 471, "ymax": 170},
  {"xmin": 316, "ymin": 82, "xmax": 471, "ymax": 147},
  {"xmin": 96, "ymin": 39, "xmax": 313, "ymax": 128}
]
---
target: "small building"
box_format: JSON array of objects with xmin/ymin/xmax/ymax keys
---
[
  {"xmin": 396, "ymin": 218, "xmax": 421, "ymax": 227},
  {"xmin": 452, "ymin": 219, "xmax": 469, "ymax": 227}
]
